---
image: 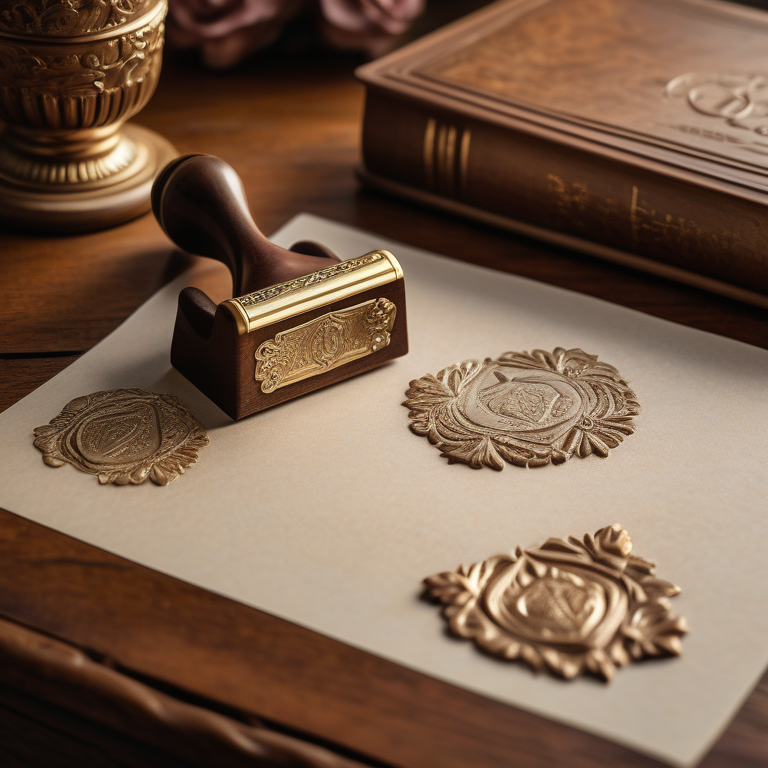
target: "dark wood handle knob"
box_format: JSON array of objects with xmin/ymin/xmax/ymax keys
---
[{"xmin": 152, "ymin": 154, "xmax": 340, "ymax": 297}]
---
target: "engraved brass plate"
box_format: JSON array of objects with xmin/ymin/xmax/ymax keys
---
[
  {"xmin": 424, "ymin": 525, "xmax": 688, "ymax": 681},
  {"xmin": 33, "ymin": 389, "xmax": 208, "ymax": 486},
  {"xmin": 254, "ymin": 298, "xmax": 397, "ymax": 393},
  {"xmin": 404, "ymin": 347, "xmax": 639, "ymax": 469},
  {"xmin": 224, "ymin": 250, "xmax": 403, "ymax": 334}
]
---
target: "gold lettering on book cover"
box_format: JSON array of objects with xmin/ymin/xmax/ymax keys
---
[
  {"xmin": 33, "ymin": 388, "xmax": 208, "ymax": 485},
  {"xmin": 404, "ymin": 347, "xmax": 639, "ymax": 469},
  {"xmin": 423, "ymin": 524, "xmax": 688, "ymax": 681},
  {"xmin": 255, "ymin": 298, "xmax": 397, "ymax": 393}
]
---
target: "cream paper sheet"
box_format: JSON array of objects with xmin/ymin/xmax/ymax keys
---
[{"xmin": 0, "ymin": 215, "xmax": 766, "ymax": 767}]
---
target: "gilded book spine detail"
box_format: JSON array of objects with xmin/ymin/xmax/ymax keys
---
[{"xmin": 422, "ymin": 118, "xmax": 471, "ymax": 199}]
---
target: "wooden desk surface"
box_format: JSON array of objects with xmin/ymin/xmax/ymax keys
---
[{"xmin": 1, "ymin": 31, "xmax": 767, "ymax": 768}]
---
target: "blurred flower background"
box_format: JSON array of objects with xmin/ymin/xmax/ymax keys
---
[{"xmin": 167, "ymin": 0, "xmax": 427, "ymax": 69}]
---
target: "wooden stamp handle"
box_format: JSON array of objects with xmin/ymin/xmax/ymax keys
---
[{"xmin": 152, "ymin": 155, "xmax": 339, "ymax": 297}]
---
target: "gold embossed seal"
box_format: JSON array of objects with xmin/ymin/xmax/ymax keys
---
[
  {"xmin": 423, "ymin": 525, "xmax": 688, "ymax": 681},
  {"xmin": 33, "ymin": 388, "xmax": 208, "ymax": 486},
  {"xmin": 404, "ymin": 348, "xmax": 639, "ymax": 469}
]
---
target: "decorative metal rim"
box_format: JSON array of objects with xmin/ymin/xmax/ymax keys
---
[{"xmin": 0, "ymin": 1, "xmax": 166, "ymax": 45}]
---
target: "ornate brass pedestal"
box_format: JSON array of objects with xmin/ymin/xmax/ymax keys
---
[{"xmin": 0, "ymin": 0, "xmax": 176, "ymax": 232}]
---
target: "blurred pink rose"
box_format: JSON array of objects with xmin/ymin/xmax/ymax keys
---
[
  {"xmin": 318, "ymin": 0, "xmax": 426, "ymax": 57},
  {"xmin": 167, "ymin": 0, "xmax": 305, "ymax": 69},
  {"xmin": 320, "ymin": 0, "xmax": 426, "ymax": 35},
  {"xmin": 167, "ymin": 0, "xmax": 426, "ymax": 68}
]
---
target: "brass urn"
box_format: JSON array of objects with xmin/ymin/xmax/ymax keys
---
[{"xmin": 0, "ymin": 0, "xmax": 176, "ymax": 232}]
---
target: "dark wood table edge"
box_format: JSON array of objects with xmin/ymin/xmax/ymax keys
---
[{"xmin": 0, "ymin": 610, "xmax": 370, "ymax": 768}]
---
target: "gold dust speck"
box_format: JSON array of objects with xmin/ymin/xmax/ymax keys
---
[
  {"xmin": 33, "ymin": 388, "xmax": 208, "ymax": 486},
  {"xmin": 404, "ymin": 347, "xmax": 640, "ymax": 470},
  {"xmin": 423, "ymin": 525, "xmax": 688, "ymax": 682}
]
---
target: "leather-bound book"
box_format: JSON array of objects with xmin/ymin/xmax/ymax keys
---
[{"xmin": 356, "ymin": 0, "xmax": 768, "ymax": 308}]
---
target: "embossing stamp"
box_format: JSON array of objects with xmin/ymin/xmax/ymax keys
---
[
  {"xmin": 33, "ymin": 388, "xmax": 208, "ymax": 485},
  {"xmin": 404, "ymin": 347, "xmax": 639, "ymax": 470},
  {"xmin": 255, "ymin": 298, "xmax": 397, "ymax": 393},
  {"xmin": 423, "ymin": 525, "xmax": 688, "ymax": 681}
]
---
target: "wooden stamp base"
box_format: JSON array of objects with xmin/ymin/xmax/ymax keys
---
[{"xmin": 172, "ymin": 280, "xmax": 409, "ymax": 420}]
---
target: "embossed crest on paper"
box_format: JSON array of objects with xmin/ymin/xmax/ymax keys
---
[
  {"xmin": 423, "ymin": 525, "xmax": 688, "ymax": 681},
  {"xmin": 254, "ymin": 298, "xmax": 397, "ymax": 393},
  {"xmin": 33, "ymin": 388, "xmax": 208, "ymax": 486},
  {"xmin": 404, "ymin": 348, "xmax": 639, "ymax": 469}
]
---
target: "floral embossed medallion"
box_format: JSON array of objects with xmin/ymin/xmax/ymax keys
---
[
  {"xmin": 423, "ymin": 525, "xmax": 688, "ymax": 681},
  {"xmin": 33, "ymin": 388, "xmax": 208, "ymax": 486},
  {"xmin": 404, "ymin": 348, "xmax": 639, "ymax": 469}
]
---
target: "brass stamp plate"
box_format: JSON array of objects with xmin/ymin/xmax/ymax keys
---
[
  {"xmin": 424, "ymin": 525, "xmax": 688, "ymax": 681},
  {"xmin": 224, "ymin": 249, "xmax": 403, "ymax": 334},
  {"xmin": 254, "ymin": 298, "xmax": 397, "ymax": 393},
  {"xmin": 34, "ymin": 389, "xmax": 208, "ymax": 486},
  {"xmin": 404, "ymin": 347, "xmax": 639, "ymax": 469}
]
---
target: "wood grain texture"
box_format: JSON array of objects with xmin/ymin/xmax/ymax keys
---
[
  {"xmin": 1, "ymin": 1, "xmax": 767, "ymax": 764},
  {"xmin": 0, "ymin": 617, "xmax": 368, "ymax": 768},
  {"xmin": 0, "ymin": 356, "xmax": 80, "ymax": 413},
  {"xmin": 0, "ymin": 692, "xmax": 193, "ymax": 768}
]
